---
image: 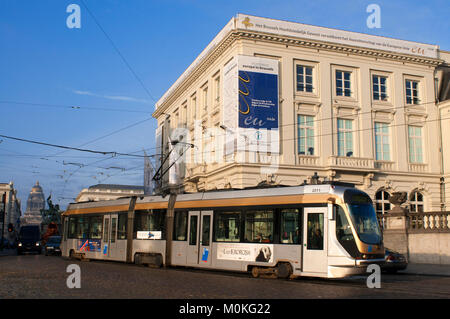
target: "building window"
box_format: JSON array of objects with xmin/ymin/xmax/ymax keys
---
[
  {"xmin": 405, "ymin": 80, "xmax": 419, "ymax": 105},
  {"xmin": 203, "ymin": 87, "xmax": 208, "ymax": 112},
  {"xmin": 337, "ymin": 118, "xmax": 353, "ymax": 157},
  {"xmin": 214, "ymin": 211, "xmax": 241, "ymax": 242},
  {"xmin": 191, "ymin": 95, "xmax": 196, "ymax": 121},
  {"xmin": 296, "ymin": 65, "xmax": 313, "ymax": 93},
  {"xmin": 183, "ymin": 103, "xmax": 187, "ymax": 127},
  {"xmin": 410, "ymin": 191, "xmax": 424, "ymax": 213},
  {"xmin": 374, "ymin": 190, "xmax": 391, "ymax": 229},
  {"xmin": 336, "ymin": 70, "xmax": 351, "ymax": 97},
  {"xmin": 408, "ymin": 126, "xmax": 423, "ymax": 163},
  {"xmin": 214, "ymin": 76, "xmax": 220, "ymax": 103},
  {"xmin": 298, "ymin": 115, "xmax": 315, "ymax": 155},
  {"xmin": 373, "ymin": 75, "xmax": 388, "ymax": 101},
  {"xmin": 375, "ymin": 190, "xmax": 391, "ymax": 214},
  {"xmin": 374, "ymin": 122, "xmax": 390, "ymax": 161},
  {"xmin": 244, "ymin": 210, "xmax": 274, "ymax": 243}
]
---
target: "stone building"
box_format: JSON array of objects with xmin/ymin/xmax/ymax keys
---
[
  {"xmin": 21, "ymin": 181, "xmax": 45, "ymax": 225},
  {"xmin": 153, "ymin": 14, "xmax": 450, "ymax": 213},
  {"xmin": 0, "ymin": 182, "xmax": 22, "ymax": 243},
  {"xmin": 75, "ymin": 184, "xmax": 144, "ymax": 202}
]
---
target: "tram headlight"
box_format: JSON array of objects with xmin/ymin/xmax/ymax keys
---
[{"xmin": 18, "ymin": 243, "xmax": 22, "ymax": 247}]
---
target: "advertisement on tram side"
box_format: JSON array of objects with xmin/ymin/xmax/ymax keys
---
[{"xmin": 217, "ymin": 243, "xmax": 274, "ymax": 263}]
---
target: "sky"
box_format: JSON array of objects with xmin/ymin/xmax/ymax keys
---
[{"xmin": 0, "ymin": 0, "xmax": 448, "ymax": 211}]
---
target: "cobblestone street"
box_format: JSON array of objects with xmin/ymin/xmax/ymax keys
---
[{"xmin": 1, "ymin": 254, "xmax": 450, "ymax": 299}]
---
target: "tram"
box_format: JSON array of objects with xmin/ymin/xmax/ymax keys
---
[{"xmin": 61, "ymin": 183, "xmax": 385, "ymax": 279}]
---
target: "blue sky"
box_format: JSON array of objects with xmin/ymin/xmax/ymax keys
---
[{"xmin": 0, "ymin": 0, "xmax": 448, "ymax": 211}]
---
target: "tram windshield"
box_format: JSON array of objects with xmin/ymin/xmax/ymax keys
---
[{"xmin": 344, "ymin": 190, "xmax": 382, "ymax": 245}]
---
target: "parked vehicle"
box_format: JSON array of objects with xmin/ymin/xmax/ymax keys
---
[
  {"xmin": 17, "ymin": 225, "xmax": 42, "ymax": 255},
  {"xmin": 382, "ymin": 248, "xmax": 408, "ymax": 273},
  {"xmin": 44, "ymin": 236, "xmax": 62, "ymax": 256}
]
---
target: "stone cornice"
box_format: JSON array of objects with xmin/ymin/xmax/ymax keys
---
[
  {"xmin": 235, "ymin": 30, "xmax": 443, "ymax": 66},
  {"xmin": 153, "ymin": 30, "xmax": 443, "ymax": 117}
]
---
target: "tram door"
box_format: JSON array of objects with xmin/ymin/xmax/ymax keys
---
[
  {"xmin": 187, "ymin": 211, "xmax": 213, "ymax": 266},
  {"xmin": 102, "ymin": 214, "xmax": 119, "ymax": 259},
  {"xmin": 302, "ymin": 207, "xmax": 328, "ymax": 274}
]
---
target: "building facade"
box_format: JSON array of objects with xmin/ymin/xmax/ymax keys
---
[
  {"xmin": 153, "ymin": 14, "xmax": 450, "ymax": 213},
  {"xmin": 21, "ymin": 181, "xmax": 45, "ymax": 225},
  {"xmin": 75, "ymin": 184, "xmax": 144, "ymax": 202},
  {"xmin": 0, "ymin": 182, "xmax": 22, "ymax": 243}
]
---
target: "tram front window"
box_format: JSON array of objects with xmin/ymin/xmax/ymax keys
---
[
  {"xmin": 347, "ymin": 204, "xmax": 382, "ymax": 245},
  {"xmin": 344, "ymin": 189, "xmax": 382, "ymax": 245}
]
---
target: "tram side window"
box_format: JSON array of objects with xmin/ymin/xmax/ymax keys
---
[
  {"xmin": 307, "ymin": 213, "xmax": 324, "ymax": 250},
  {"xmin": 89, "ymin": 216, "xmax": 103, "ymax": 239},
  {"xmin": 214, "ymin": 211, "xmax": 241, "ymax": 242},
  {"xmin": 134, "ymin": 209, "xmax": 166, "ymax": 239},
  {"xmin": 68, "ymin": 217, "xmax": 77, "ymax": 239},
  {"xmin": 117, "ymin": 213, "xmax": 127, "ymax": 240},
  {"xmin": 280, "ymin": 209, "xmax": 301, "ymax": 244},
  {"xmin": 244, "ymin": 210, "xmax": 274, "ymax": 243},
  {"xmin": 76, "ymin": 217, "xmax": 90, "ymax": 239},
  {"xmin": 336, "ymin": 205, "xmax": 354, "ymax": 243},
  {"xmin": 173, "ymin": 211, "xmax": 188, "ymax": 241}
]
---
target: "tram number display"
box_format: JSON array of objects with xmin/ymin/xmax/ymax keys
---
[{"xmin": 217, "ymin": 243, "xmax": 274, "ymax": 263}]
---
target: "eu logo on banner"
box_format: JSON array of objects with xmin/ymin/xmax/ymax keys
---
[{"xmin": 238, "ymin": 70, "xmax": 278, "ymax": 130}]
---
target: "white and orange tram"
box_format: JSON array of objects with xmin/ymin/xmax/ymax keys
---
[{"xmin": 61, "ymin": 183, "xmax": 385, "ymax": 279}]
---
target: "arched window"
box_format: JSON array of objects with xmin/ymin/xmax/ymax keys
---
[
  {"xmin": 374, "ymin": 190, "xmax": 391, "ymax": 229},
  {"xmin": 374, "ymin": 190, "xmax": 391, "ymax": 215},
  {"xmin": 410, "ymin": 191, "xmax": 424, "ymax": 213}
]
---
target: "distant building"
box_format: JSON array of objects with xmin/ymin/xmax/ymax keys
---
[
  {"xmin": 21, "ymin": 181, "xmax": 45, "ymax": 225},
  {"xmin": 1, "ymin": 181, "xmax": 22, "ymax": 243},
  {"xmin": 75, "ymin": 184, "xmax": 144, "ymax": 202}
]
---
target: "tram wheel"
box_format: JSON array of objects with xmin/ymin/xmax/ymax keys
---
[
  {"xmin": 251, "ymin": 267, "xmax": 260, "ymax": 278},
  {"xmin": 275, "ymin": 263, "xmax": 292, "ymax": 279}
]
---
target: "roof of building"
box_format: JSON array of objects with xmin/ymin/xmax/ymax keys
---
[
  {"xmin": 155, "ymin": 13, "xmax": 441, "ymax": 111},
  {"xmin": 87, "ymin": 184, "xmax": 144, "ymax": 191}
]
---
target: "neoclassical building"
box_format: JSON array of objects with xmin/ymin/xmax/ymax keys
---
[
  {"xmin": 0, "ymin": 182, "xmax": 22, "ymax": 242},
  {"xmin": 152, "ymin": 14, "xmax": 450, "ymax": 213},
  {"xmin": 21, "ymin": 181, "xmax": 45, "ymax": 225},
  {"xmin": 75, "ymin": 184, "xmax": 144, "ymax": 202}
]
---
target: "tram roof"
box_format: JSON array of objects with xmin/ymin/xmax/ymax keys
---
[{"xmin": 64, "ymin": 183, "xmax": 356, "ymax": 214}]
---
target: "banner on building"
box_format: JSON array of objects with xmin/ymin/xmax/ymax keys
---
[{"xmin": 222, "ymin": 55, "xmax": 279, "ymax": 155}]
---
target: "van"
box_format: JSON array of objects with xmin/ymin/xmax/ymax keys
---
[{"xmin": 17, "ymin": 225, "xmax": 42, "ymax": 255}]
